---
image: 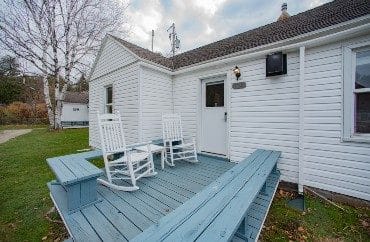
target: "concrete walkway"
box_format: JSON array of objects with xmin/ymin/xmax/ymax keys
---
[{"xmin": 0, "ymin": 129, "xmax": 32, "ymax": 144}]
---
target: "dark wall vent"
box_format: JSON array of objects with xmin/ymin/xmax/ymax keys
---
[{"xmin": 266, "ymin": 52, "xmax": 287, "ymax": 77}]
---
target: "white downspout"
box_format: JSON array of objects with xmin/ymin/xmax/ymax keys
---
[
  {"xmin": 138, "ymin": 64, "xmax": 143, "ymax": 142},
  {"xmin": 298, "ymin": 46, "xmax": 305, "ymax": 193}
]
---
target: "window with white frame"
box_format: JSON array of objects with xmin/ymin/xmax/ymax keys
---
[
  {"xmin": 343, "ymin": 45, "xmax": 370, "ymax": 141},
  {"xmin": 105, "ymin": 86, "xmax": 113, "ymax": 113}
]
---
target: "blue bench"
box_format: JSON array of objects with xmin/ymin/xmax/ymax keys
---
[
  {"xmin": 132, "ymin": 149, "xmax": 281, "ymax": 242},
  {"xmin": 47, "ymin": 150, "xmax": 103, "ymax": 213}
]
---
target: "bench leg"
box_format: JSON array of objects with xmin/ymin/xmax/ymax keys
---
[
  {"xmin": 235, "ymin": 216, "xmax": 251, "ymax": 241},
  {"xmin": 273, "ymin": 163, "xmax": 278, "ymax": 173},
  {"xmin": 261, "ymin": 181, "xmax": 267, "ymax": 195}
]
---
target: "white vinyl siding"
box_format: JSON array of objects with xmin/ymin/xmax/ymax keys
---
[
  {"xmin": 90, "ymin": 37, "xmax": 138, "ymax": 80},
  {"xmin": 173, "ymin": 72, "xmax": 201, "ymax": 142},
  {"xmin": 140, "ymin": 66, "xmax": 173, "ymax": 142},
  {"xmin": 230, "ymin": 52, "xmax": 300, "ymax": 183},
  {"xmin": 173, "ymin": 56, "xmax": 300, "ymax": 183},
  {"xmin": 302, "ymin": 35, "xmax": 370, "ymax": 201},
  {"xmin": 172, "ymin": 34, "xmax": 370, "ymax": 201},
  {"xmin": 89, "ymin": 37, "xmax": 139, "ymax": 148},
  {"xmin": 89, "ymin": 63, "xmax": 139, "ymax": 147}
]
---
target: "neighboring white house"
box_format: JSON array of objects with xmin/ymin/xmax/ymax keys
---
[
  {"xmin": 88, "ymin": 0, "xmax": 370, "ymax": 201},
  {"xmin": 61, "ymin": 91, "xmax": 89, "ymax": 127}
]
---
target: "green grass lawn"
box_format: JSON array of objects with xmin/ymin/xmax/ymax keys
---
[
  {"xmin": 261, "ymin": 191, "xmax": 370, "ymax": 241},
  {"xmin": 0, "ymin": 127, "xmax": 369, "ymax": 241},
  {"xmin": 0, "ymin": 127, "xmax": 89, "ymax": 241}
]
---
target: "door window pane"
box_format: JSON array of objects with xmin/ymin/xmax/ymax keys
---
[
  {"xmin": 206, "ymin": 83, "xmax": 224, "ymax": 107},
  {"xmin": 355, "ymin": 92, "xmax": 370, "ymax": 133},
  {"xmin": 355, "ymin": 50, "xmax": 370, "ymax": 89}
]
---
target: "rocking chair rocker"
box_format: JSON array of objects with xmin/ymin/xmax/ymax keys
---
[
  {"xmin": 97, "ymin": 112, "xmax": 157, "ymax": 191},
  {"xmin": 162, "ymin": 113, "xmax": 199, "ymax": 166}
]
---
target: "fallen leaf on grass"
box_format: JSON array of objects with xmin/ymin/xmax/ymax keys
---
[
  {"xmin": 298, "ymin": 226, "xmax": 305, "ymax": 232},
  {"xmin": 360, "ymin": 219, "xmax": 368, "ymax": 228},
  {"xmin": 8, "ymin": 223, "xmax": 16, "ymax": 229},
  {"xmin": 317, "ymin": 238, "xmax": 344, "ymax": 242}
]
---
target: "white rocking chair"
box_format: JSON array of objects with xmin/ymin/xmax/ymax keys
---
[
  {"xmin": 162, "ymin": 114, "xmax": 198, "ymax": 166},
  {"xmin": 97, "ymin": 112, "xmax": 157, "ymax": 191}
]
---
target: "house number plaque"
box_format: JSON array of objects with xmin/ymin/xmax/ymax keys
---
[{"xmin": 232, "ymin": 82, "xmax": 246, "ymax": 89}]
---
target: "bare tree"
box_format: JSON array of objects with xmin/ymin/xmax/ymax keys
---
[{"xmin": 0, "ymin": 0, "xmax": 129, "ymax": 129}]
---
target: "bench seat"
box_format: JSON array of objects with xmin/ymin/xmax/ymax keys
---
[
  {"xmin": 132, "ymin": 149, "xmax": 281, "ymax": 242},
  {"xmin": 47, "ymin": 150, "xmax": 103, "ymax": 213}
]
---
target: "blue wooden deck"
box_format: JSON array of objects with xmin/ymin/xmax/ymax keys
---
[
  {"xmin": 49, "ymin": 154, "xmax": 234, "ymax": 241},
  {"xmin": 49, "ymin": 152, "xmax": 279, "ymax": 241}
]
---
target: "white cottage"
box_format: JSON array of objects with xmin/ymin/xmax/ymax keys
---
[
  {"xmin": 89, "ymin": 0, "xmax": 370, "ymax": 201},
  {"xmin": 61, "ymin": 91, "xmax": 89, "ymax": 127}
]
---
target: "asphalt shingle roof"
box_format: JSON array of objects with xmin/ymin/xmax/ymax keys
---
[
  {"xmin": 112, "ymin": 0, "xmax": 370, "ymax": 70},
  {"xmin": 63, "ymin": 92, "xmax": 89, "ymax": 104}
]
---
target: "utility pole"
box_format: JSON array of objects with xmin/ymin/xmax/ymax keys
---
[
  {"xmin": 167, "ymin": 23, "xmax": 180, "ymax": 58},
  {"xmin": 151, "ymin": 30, "xmax": 154, "ymax": 52}
]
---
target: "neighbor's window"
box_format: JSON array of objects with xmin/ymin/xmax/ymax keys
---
[
  {"xmin": 206, "ymin": 82, "xmax": 224, "ymax": 107},
  {"xmin": 106, "ymin": 86, "xmax": 113, "ymax": 113},
  {"xmin": 343, "ymin": 45, "xmax": 370, "ymax": 141},
  {"xmin": 354, "ymin": 49, "xmax": 370, "ymax": 133}
]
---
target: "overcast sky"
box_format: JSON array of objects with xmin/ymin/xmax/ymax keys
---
[{"xmin": 125, "ymin": 0, "xmax": 332, "ymax": 57}]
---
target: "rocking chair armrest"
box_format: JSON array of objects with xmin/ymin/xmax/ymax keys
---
[
  {"xmin": 127, "ymin": 141, "xmax": 152, "ymax": 149},
  {"xmin": 183, "ymin": 137, "xmax": 197, "ymax": 144},
  {"xmin": 106, "ymin": 148, "xmax": 133, "ymax": 156}
]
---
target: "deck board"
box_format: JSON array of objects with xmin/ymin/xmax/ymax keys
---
[
  {"xmin": 81, "ymin": 205, "xmax": 126, "ymax": 241},
  {"xmin": 94, "ymin": 199, "xmax": 141, "ymax": 240},
  {"xmin": 97, "ymin": 187, "xmax": 153, "ymax": 230},
  {"xmin": 50, "ymin": 154, "xmax": 234, "ymax": 241}
]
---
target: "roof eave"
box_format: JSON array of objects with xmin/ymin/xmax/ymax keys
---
[{"xmin": 171, "ymin": 14, "xmax": 370, "ymax": 74}]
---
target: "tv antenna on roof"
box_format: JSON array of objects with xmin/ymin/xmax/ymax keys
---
[{"xmin": 167, "ymin": 23, "xmax": 180, "ymax": 57}]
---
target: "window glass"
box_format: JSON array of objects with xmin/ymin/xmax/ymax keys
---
[
  {"xmin": 107, "ymin": 105, "xmax": 113, "ymax": 114},
  {"xmin": 106, "ymin": 86, "xmax": 113, "ymax": 113},
  {"xmin": 355, "ymin": 49, "xmax": 370, "ymax": 133},
  {"xmin": 106, "ymin": 86, "xmax": 113, "ymax": 104},
  {"xmin": 355, "ymin": 92, "xmax": 370, "ymax": 133},
  {"xmin": 206, "ymin": 82, "xmax": 224, "ymax": 107},
  {"xmin": 355, "ymin": 50, "xmax": 370, "ymax": 89}
]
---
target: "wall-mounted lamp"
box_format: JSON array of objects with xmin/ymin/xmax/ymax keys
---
[{"xmin": 233, "ymin": 66, "xmax": 241, "ymax": 80}]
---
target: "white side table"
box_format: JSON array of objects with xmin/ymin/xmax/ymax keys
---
[{"xmin": 135, "ymin": 144, "xmax": 166, "ymax": 169}]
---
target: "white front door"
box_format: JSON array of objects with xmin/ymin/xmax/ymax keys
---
[{"xmin": 201, "ymin": 77, "xmax": 227, "ymax": 156}]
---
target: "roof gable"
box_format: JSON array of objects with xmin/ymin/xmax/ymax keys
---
[
  {"xmin": 89, "ymin": 36, "xmax": 138, "ymax": 80},
  {"xmin": 110, "ymin": 36, "xmax": 173, "ymax": 68}
]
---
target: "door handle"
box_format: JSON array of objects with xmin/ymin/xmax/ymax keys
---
[{"xmin": 224, "ymin": 112, "xmax": 227, "ymax": 122}]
